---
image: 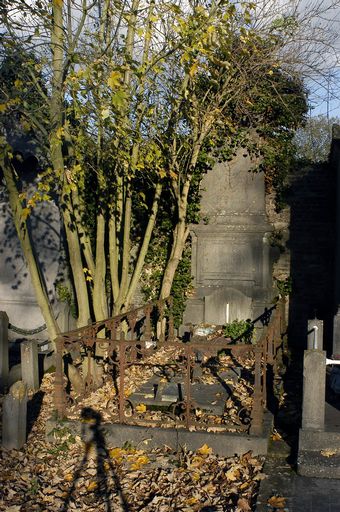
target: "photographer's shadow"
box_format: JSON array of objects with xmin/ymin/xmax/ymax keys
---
[{"xmin": 61, "ymin": 407, "xmax": 129, "ymax": 512}]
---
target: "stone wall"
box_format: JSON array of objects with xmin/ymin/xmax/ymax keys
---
[{"xmin": 0, "ymin": 182, "xmax": 64, "ymax": 340}]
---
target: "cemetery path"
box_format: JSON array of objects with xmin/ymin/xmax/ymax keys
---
[
  {"xmin": 256, "ymin": 350, "xmax": 340, "ymax": 512},
  {"xmin": 0, "ymin": 371, "xmax": 266, "ymax": 512}
]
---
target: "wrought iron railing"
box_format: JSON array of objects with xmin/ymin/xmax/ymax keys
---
[{"xmin": 54, "ymin": 297, "xmax": 286, "ymax": 435}]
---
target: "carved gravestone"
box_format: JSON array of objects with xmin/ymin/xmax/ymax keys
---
[{"xmin": 182, "ymin": 149, "xmax": 274, "ymax": 330}]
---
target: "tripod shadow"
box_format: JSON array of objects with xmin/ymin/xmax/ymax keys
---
[{"xmin": 61, "ymin": 407, "xmax": 129, "ymax": 512}]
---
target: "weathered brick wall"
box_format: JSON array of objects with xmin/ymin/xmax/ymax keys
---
[{"xmin": 266, "ymin": 163, "xmax": 336, "ymax": 351}]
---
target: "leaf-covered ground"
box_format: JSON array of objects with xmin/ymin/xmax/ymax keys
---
[{"xmin": 0, "ymin": 372, "xmax": 266, "ymax": 512}]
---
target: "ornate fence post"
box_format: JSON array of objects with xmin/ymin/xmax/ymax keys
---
[
  {"xmin": 127, "ymin": 311, "xmax": 137, "ymax": 341},
  {"xmin": 250, "ymin": 344, "xmax": 264, "ymax": 435},
  {"xmin": 167, "ymin": 297, "xmax": 175, "ymax": 341},
  {"xmin": 185, "ymin": 345, "xmax": 192, "ymax": 430},
  {"xmin": 54, "ymin": 336, "xmax": 66, "ymax": 419},
  {"xmin": 157, "ymin": 300, "xmax": 165, "ymax": 342},
  {"xmin": 262, "ymin": 334, "xmax": 268, "ymax": 408},
  {"xmin": 118, "ymin": 332, "xmax": 126, "ymax": 423},
  {"xmin": 144, "ymin": 305, "xmax": 152, "ymax": 343}
]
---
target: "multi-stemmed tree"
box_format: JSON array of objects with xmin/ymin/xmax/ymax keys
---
[{"xmin": 0, "ymin": 0, "xmax": 333, "ymax": 341}]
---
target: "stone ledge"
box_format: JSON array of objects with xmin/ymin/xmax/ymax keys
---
[
  {"xmin": 298, "ymin": 450, "xmax": 340, "ymax": 479},
  {"xmin": 299, "ymin": 428, "xmax": 340, "ymax": 452},
  {"xmin": 46, "ymin": 411, "xmax": 273, "ymax": 457}
]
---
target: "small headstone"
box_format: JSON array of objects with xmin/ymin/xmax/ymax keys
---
[
  {"xmin": 0, "ymin": 311, "xmax": 9, "ymax": 392},
  {"xmin": 20, "ymin": 340, "xmax": 39, "ymax": 391},
  {"xmin": 159, "ymin": 382, "xmax": 181, "ymax": 402},
  {"xmin": 8, "ymin": 363, "xmax": 22, "ymax": 387},
  {"xmin": 2, "ymin": 380, "xmax": 27, "ymax": 450}
]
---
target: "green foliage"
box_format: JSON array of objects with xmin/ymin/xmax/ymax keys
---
[
  {"xmin": 47, "ymin": 423, "xmax": 76, "ymax": 456},
  {"xmin": 275, "ymin": 276, "xmax": 292, "ymax": 298},
  {"xmin": 169, "ymin": 244, "xmax": 193, "ymax": 328},
  {"xmin": 141, "ymin": 226, "xmax": 193, "ymax": 329},
  {"xmin": 28, "ymin": 477, "xmax": 40, "ymax": 496},
  {"xmin": 294, "ymin": 115, "xmax": 339, "ymax": 163},
  {"xmin": 223, "ymin": 319, "xmax": 254, "ymax": 344},
  {"xmin": 269, "ymin": 230, "xmax": 285, "ymax": 253},
  {"xmin": 55, "ymin": 282, "xmax": 77, "ymax": 319}
]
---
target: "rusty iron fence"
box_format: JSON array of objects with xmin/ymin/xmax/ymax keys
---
[{"xmin": 54, "ymin": 297, "xmax": 287, "ymax": 435}]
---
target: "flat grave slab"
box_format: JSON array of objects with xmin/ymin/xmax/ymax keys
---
[{"xmin": 129, "ymin": 368, "xmax": 240, "ymax": 416}]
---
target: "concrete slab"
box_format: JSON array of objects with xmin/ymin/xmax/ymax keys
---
[
  {"xmin": 256, "ymin": 445, "xmax": 340, "ymax": 512},
  {"xmin": 129, "ymin": 369, "xmax": 234, "ymax": 415},
  {"xmin": 298, "ymin": 402, "xmax": 340, "ymax": 477}
]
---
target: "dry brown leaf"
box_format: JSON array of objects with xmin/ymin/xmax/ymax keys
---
[
  {"xmin": 271, "ymin": 429, "xmax": 283, "ymax": 441},
  {"xmin": 225, "ymin": 466, "xmax": 240, "ymax": 481},
  {"xmin": 237, "ymin": 497, "xmax": 252, "ymax": 511},
  {"xmin": 268, "ymin": 495, "xmax": 286, "ymax": 508},
  {"xmin": 86, "ymin": 480, "xmax": 98, "ymax": 492}
]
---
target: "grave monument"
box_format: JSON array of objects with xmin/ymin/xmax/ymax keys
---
[{"xmin": 182, "ymin": 149, "xmax": 274, "ymax": 330}]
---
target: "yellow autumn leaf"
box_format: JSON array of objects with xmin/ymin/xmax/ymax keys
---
[
  {"xmin": 185, "ymin": 497, "xmax": 198, "ymax": 505},
  {"xmin": 55, "ymin": 126, "xmax": 64, "ymax": 140},
  {"xmin": 130, "ymin": 455, "xmax": 150, "ymax": 470},
  {"xmin": 14, "ymin": 79, "xmax": 23, "ymax": 88},
  {"xmin": 0, "ymin": 103, "xmax": 7, "ymax": 113},
  {"xmin": 320, "ymin": 448, "xmax": 338, "ymax": 457},
  {"xmin": 197, "ymin": 443, "xmax": 212, "ymax": 456},
  {"xmin": 239, "ymin": 481, "xmax": 250, "ymax": 490},
  {"xmin": 124, "ymin": 387, "xmax": 133, "ymax": 397},
  {"xmin": 109, "ymin": 447, "xmax": 124, "ymax": 461},
  {"xmin": 21, "ymin": 207, "xmax": 31, "ymax": 221},
  {"xmin": 189, "ymin": 61, "xmax": 198, "ymax": 77},
  {"xmin": 158, "ymin": 169, "xmax": 167, "ymax": 179},
  {"xmin": 72, "ymin": 163, "xmax": 82, "ymax": 174},
  {"xmin": 54, "ymin": 0, "xmax": 63, "ymax": 7},
  {"xmin": 135, "ymin": 403, "xmax": 147, "ymax": 413},
  {"xmin": 190, "ymin": 455, "xmax": 204, "ymax": 468},
  {"xmin": 64, "ymin": 473, "xmax": 73, "ymax": 482},
  {"xmin": 225, "ymin": 467, "xmax": 240, "ymax": 481},
  {"xmin": 101, "ymin": 107, "xmax": 110, "ymax": 120},
  {"xmin": 87, "ymin": 480, "xmax": 98, "ymax": 492},
  {"xmin": 202, "ymin": 482, "xmax": 216, "ymax": 494},
  {"xmin": 268, "ymin": 495, "xmax": 286, "ymax": 508},
  {"xmin": 107, "ymin": 70, "xmax": 122, "ymax": 89},
  {"xmin": 191, "ymin": 472, "xmax": 200, "ymax": 481}
]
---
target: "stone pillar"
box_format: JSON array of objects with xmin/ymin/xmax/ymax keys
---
[
  {"xmin": 302, "ymin": 350, "xmax": 326, "ymax": 431},
  {"xmin": 307, "ymin": 319, "xmax": 323, "ymax": 350},
  {"xmin": 20, "ymin": 340, "xmax": 39, "ymax": 391},
  {"xmin": 2, "ymin": 381, "xmax": 27, "ymax": 450},
  {"xmin": 0, "ymin": 311, "xmax": 9, "ymax": 393}
]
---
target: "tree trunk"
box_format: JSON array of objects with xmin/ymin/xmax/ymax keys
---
[
  {"xmin": 93, "ymin": 212, "xmax": 108, "ymax": 321},
  {"xmin": 160, "ymin": 217, "xmax": 189, "ymax": 299},
  {"xmin": 123, "ymin": 182, "xmax": 162, "ymax": 308}
]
